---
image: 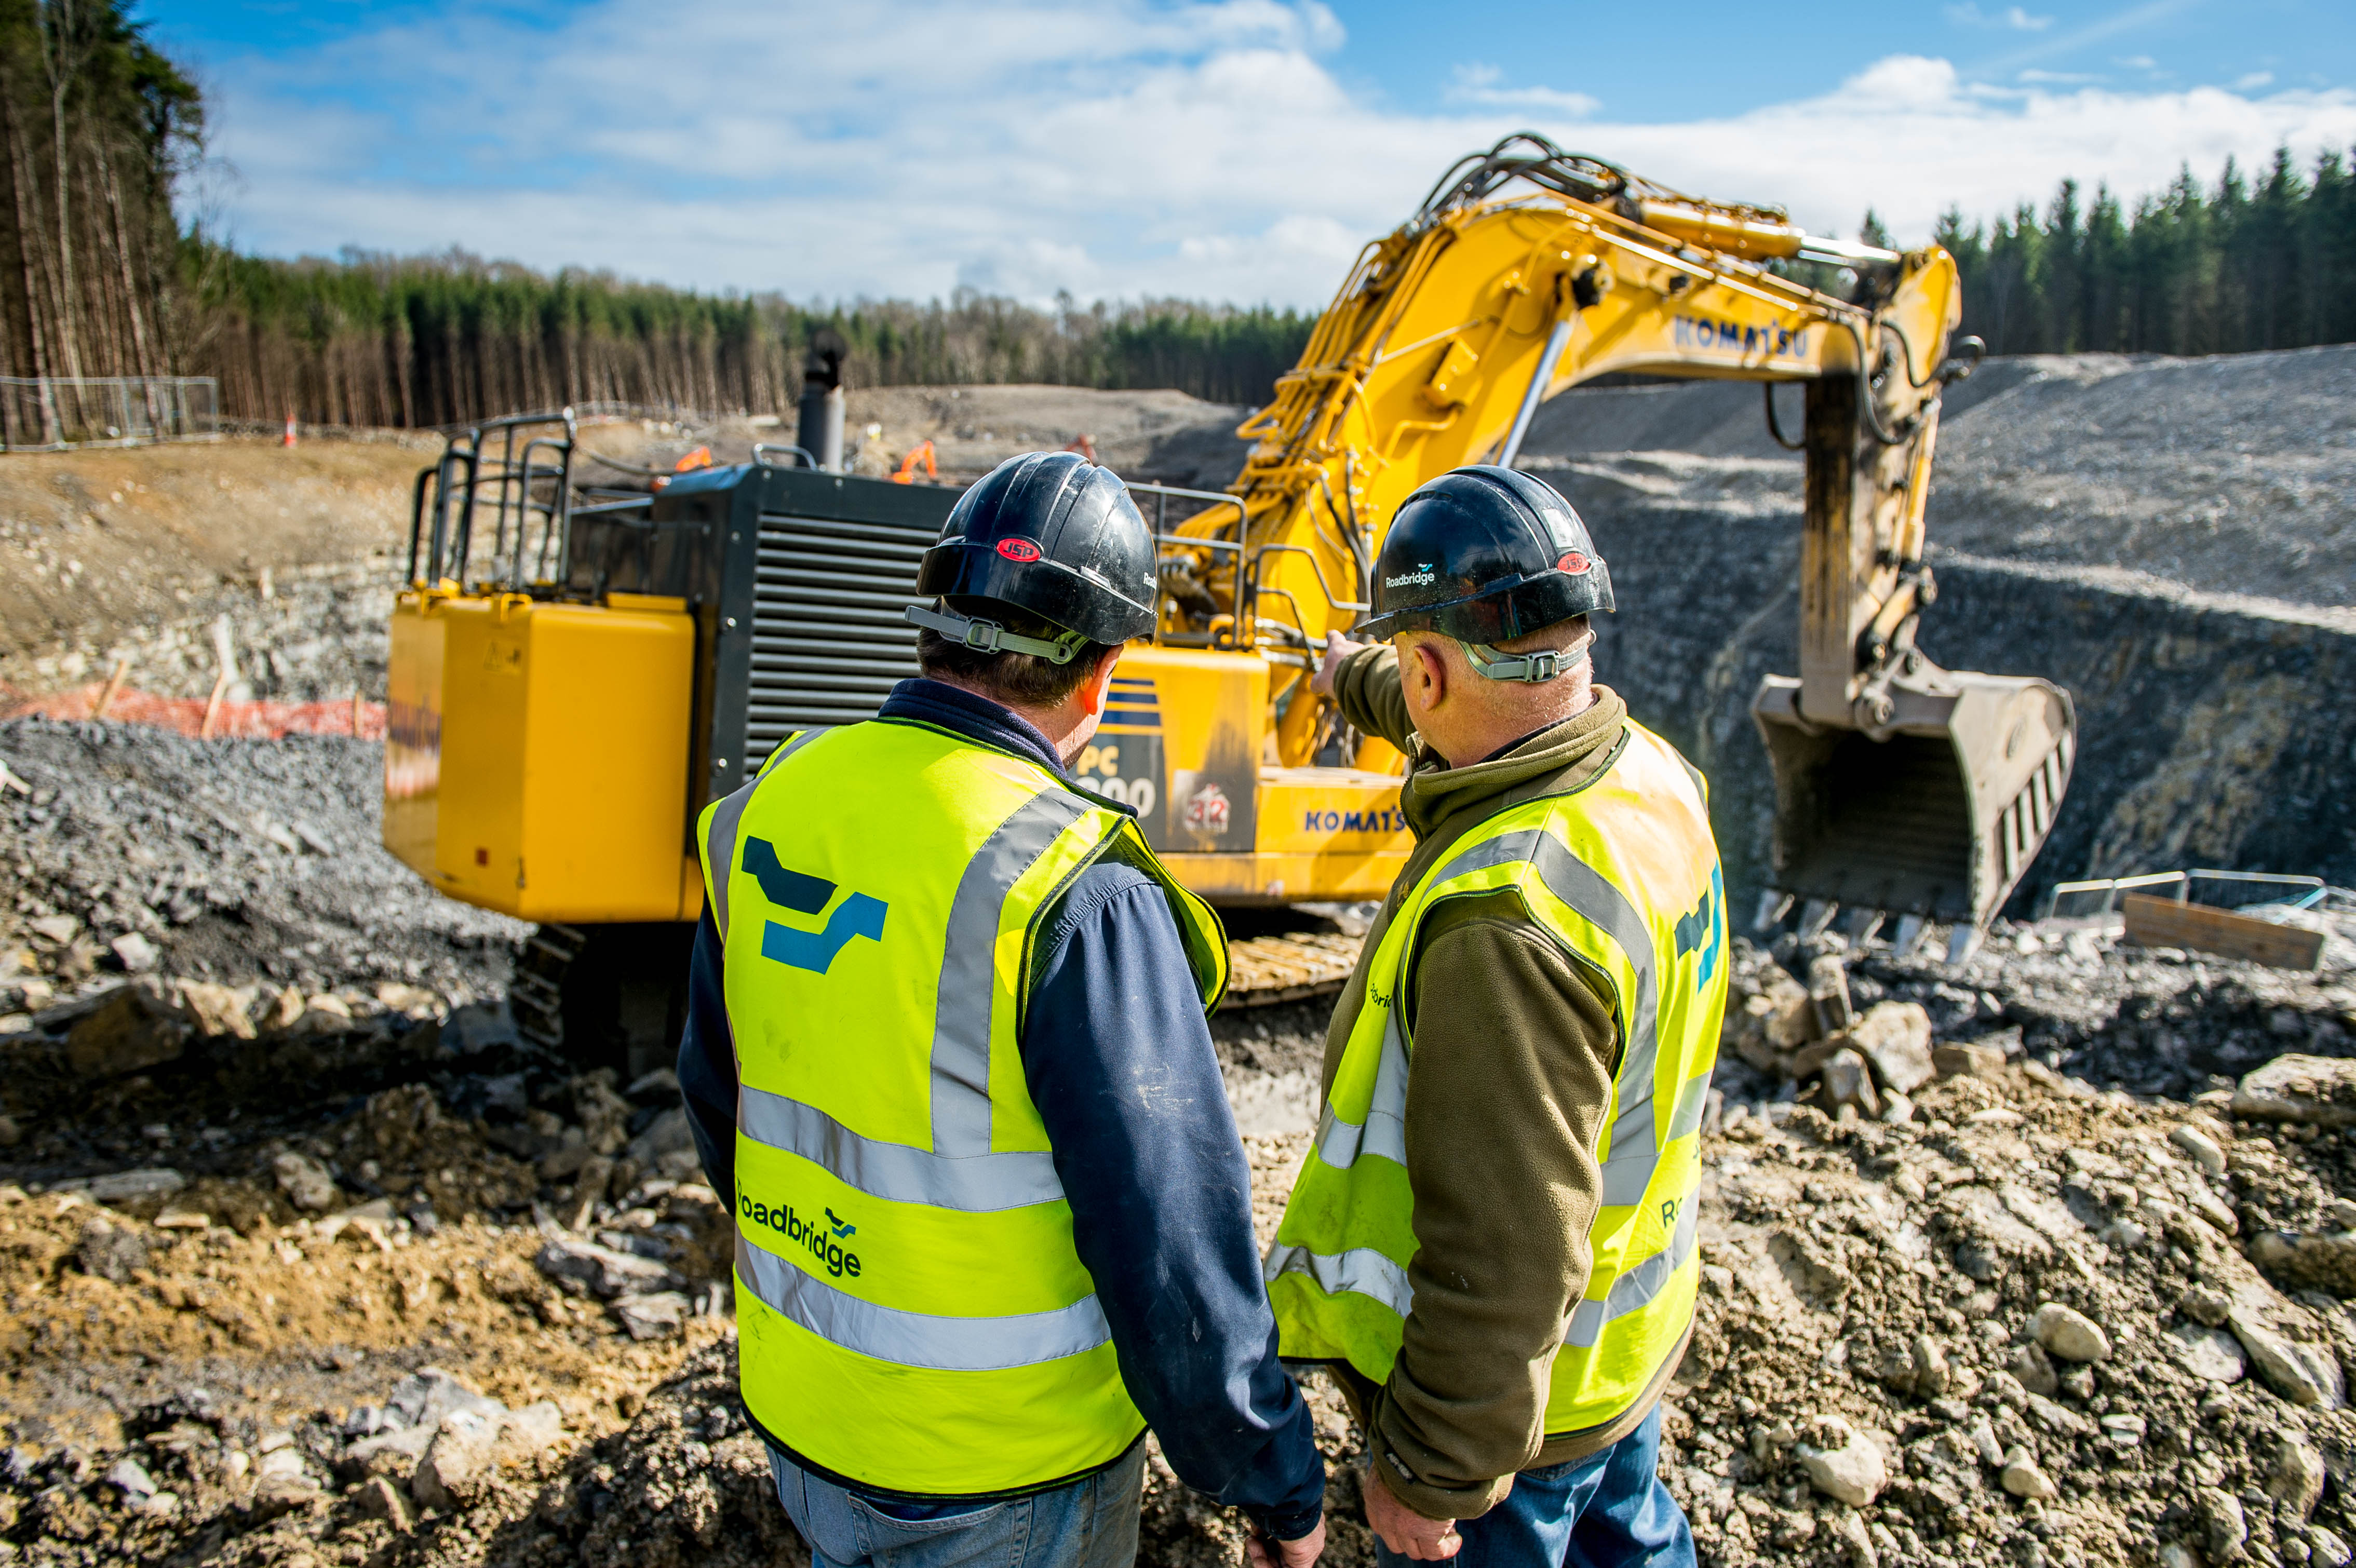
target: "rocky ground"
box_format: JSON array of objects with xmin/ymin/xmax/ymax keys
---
[
  {"xmin": 0, "ymin": 721, "xmax": 521, "ymax": 1001},
  {"xmin": 9, "ymin": 724, "xmax": 2356, "ymax": 1567}
]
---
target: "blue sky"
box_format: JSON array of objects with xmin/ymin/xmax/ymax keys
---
[{"xmin": 149, "ymin": 0, "xmax": 2356, "ymax": 307}]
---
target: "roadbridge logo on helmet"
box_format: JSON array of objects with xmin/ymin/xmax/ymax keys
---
[
  {"xmin": 1384, "ymin": 563, "xmax": 1437, "ymax": 589},
  {"xmin": 741, "ymin": 836, "xmax": 888, "ymax": 975}
]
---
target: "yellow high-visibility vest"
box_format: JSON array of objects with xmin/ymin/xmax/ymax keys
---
[
  {"xmin": 697, "ymin": 719, "xmax": 1227, "ymax": 1497},
  {"xmin": 1267, "ymin": 719, "xmax": 1728, "ymax": 1439}
]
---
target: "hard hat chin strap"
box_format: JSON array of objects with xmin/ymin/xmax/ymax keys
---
[
  {"xmin": 1460, "ymin": 631, "xmax": 1594, "ymax": 684},
  {"xmin": 906, "ymin": 603, "xmax": 1087, "ymax": 666}
]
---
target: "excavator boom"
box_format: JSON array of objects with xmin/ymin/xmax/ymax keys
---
[{"xmin": 1169, "ymin": 132, "xmax": 2074, "ymax": 938}]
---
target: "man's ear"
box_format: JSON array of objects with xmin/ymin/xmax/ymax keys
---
[
  {"xmin": 1076, "ymin": 644, "xmax": 1122, "ymax": 719},
  {"xmin": 1404, "ymin": 638, "xmax": 1448, "ymax": 713}
]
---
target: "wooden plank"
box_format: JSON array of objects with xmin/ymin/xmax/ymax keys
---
[{"xmin": 2121, "ymin": 894, "xmax": 2325, "ymax": 971}]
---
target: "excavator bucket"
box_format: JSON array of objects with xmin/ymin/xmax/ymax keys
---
[{"xmin": 1752, "ymin": 668, "xmax": 2075, "ymax": 938}]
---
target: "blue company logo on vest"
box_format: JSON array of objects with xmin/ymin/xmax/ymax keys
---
[
  {"xmin": 741, "ymin": 1191, "xmax": 864, "ymax": 1278},
  {"xmin": 742, "ymin": 836, "xmax": 887, "ymax": 975},
  {"xmin": 1673, "ymin": 865, "xmax": 1725, "ymax": 985},
  {"xmin": 1672, "ymin": 314, "xmax": 1810, "ymax": 359}
]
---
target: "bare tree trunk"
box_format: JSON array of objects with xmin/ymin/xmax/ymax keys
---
[
  {"xmin": 1, "ymin": 90, "xmax": 58, "ymax": 443},
  {"xmin": 99, "ymin": 151, "xmax": 155, "ymax": 380},
  {"xmin": 36, "ymin": 0, "xmax": 87, "ymax": 382}
]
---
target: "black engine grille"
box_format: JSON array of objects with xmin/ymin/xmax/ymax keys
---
[{"xmin": 744, "ymin": 510, "xmax": 933, "ymax": 763}]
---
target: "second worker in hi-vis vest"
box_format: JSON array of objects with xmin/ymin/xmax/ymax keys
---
[
  {"xmin": 1283, "ymin": 467, "xmax": 1729, "ymax": 1568},
  {"xmin": 678, "ymin": 451, "xmax": 1326, "ymax": 1568}
]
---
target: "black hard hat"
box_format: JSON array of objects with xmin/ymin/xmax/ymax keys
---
[
  {"xmin": 909, "ymin": 451, "xmax": 1157, "ymax": 655},
  {"xmin": 1356, "ymin": 465, "xmax": 1613, "ymax": 644}
]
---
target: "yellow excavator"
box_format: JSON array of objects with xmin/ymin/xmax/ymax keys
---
[{"xmin": 384, "ymin": 133, "xmax": 2073, "ymax": 1071}]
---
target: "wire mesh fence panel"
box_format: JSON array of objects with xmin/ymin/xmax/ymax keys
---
[{"xmin": 0, "ymin": 377, "xmax": 220, "ymax": 451}]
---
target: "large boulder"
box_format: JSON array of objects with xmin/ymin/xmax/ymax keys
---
[
  {"xmin": 2234, "ymin": 1055, "xmax": 2356, "ymax": 1127},
  {"xmin": 64, "ymin": 981, "xmax": 187, "ymax": 1077},
  {"xmin": 1849, "ymin": 1003, "xmax": 1935, "ymax": 1093}
]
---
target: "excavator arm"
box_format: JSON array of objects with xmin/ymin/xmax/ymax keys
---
[{"xmin": 1167, "ymin": 134, "xmax": 2073, "ymax": 941}]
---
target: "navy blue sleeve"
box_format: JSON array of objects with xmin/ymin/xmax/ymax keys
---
[
  {"xmin": 677, "ymin": 908, "xmax": 737, "ymax": 1206},
  {"xmin": 1025, "ymin": 864, "xmax": 1326, "ymax": 1539}
]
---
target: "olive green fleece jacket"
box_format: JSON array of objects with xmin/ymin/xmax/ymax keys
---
[{"xmin": 1317, "ymin": 644, "xmax": 1691, "ymax": 1522}]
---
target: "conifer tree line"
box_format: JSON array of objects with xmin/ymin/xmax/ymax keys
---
[
  {"xmin": 182, "ymin": 249, "xmax": 1317, "ymax": 428},
  {"xmin": 0, "ymin": 0, "xmax": 200, "ymax": 410},
  {"xmin": 8, "ymin": 0, "xmax": 2356, "ymax": 430},
  {"xmin": 1931, "ymin": 147, "xmax": 2356, "ymax": 356}
]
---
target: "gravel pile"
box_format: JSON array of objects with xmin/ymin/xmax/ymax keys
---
[
  {"xmin": 1640, "ymin": 930, "xmax": 2356, "ymax": 1567},
  {"xmin": 0, "ymin": 720, "xmax": 521, "ymax": 1009}
]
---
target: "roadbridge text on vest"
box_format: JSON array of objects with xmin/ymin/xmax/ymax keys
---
[{"xmin": 742, "ymin": 1192, "xmax": 863, "ymax": 1278}]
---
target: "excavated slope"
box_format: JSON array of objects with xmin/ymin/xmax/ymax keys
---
[{"xmin": 1516, "ymin": 346, "xmax": 2356, "ymax": 907}]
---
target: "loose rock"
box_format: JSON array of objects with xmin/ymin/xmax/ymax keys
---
[
  {"xmin": 2000, "ymin": 1450, "xmax": 2058, "ymax": 1501},
  {"xmin": 1795, "ymin": 1414, "xmax": 1886, "ymax": 1507},
  {"xmin": 2202, "ymin": 1488, "xmax": 2251, "ymax": 1563},
  {"xmin": 2271, "ymin": 1435, "xmax": 2329, "ymax": 1519},
  {"xmin": 2172, "ymin": 1122, "xmax": 2229, "ymax": 1175},
  {"xmin": 62, "ymin": 981, "xmax": 185, "ymax": 1076},
  {"xmin": 272, "ymin": 1151, "xmax": 337, "ymax": 1211},
  {"xmin": 2029, "ymin": 1301, "xmax": 2112, "ymax": 1362},
  {"xmin": 1849, "ymin": 1001, "xmax": 1934, "ymax": 1092}
]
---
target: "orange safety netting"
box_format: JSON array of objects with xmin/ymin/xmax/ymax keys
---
[{"xmin": 0, "ymin": 681, "xmax": 387, "ymax": 741}]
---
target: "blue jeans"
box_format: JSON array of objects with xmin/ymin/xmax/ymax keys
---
[
  {"xmin": 1375, "ymin": 1407, "xmax": 1693, "ymax": 1568},
  {"xmin": 766, "ymin": 1443, "xmax": 1145, "ymax": 1568}
]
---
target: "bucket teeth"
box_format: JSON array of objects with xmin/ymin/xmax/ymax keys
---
[
  {"xmin": 1753, "ymin": 890, "xmax": 1794, "ymax": 934},
  {"xmin": 1892, "ymin": 914, "xmax": 1928, "ymax": 958},
  {"xmin": 1798, "ymin": 899, "xmax": 1839, "ymax": 941}
]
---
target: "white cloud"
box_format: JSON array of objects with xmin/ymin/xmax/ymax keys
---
[
  {"xmin": 200, "ymin": 10, "xmax": 2356, "ymax": 310},
  {"xmin": 1946, "ymin": 2, "xmax": 2054, "ymax": 29},
  {"xmin": 1445, "ymin": 63, "xmax": 1600, "ymax": 117},
  {"xmin": 2233, "ymin": 71, "xmax": 2276, "ymax": 90},
  {"xmin": 2018, "ymin": 69, "xmax": 2103, "ymax": 83}
]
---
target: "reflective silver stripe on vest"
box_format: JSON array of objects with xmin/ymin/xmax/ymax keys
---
[
  {"xmin": 931, "ymin": 790, "xmax": 1095, "ymax": 1156},
  {"xmin": 1561, "ymin": 1182, "xmax": 1701, "ymax": 1349},
  {"xmin": 736, "ymin": 1234, "xmax": 1110, "ymax": 1371},
  {"xmin": 1263, "ymin": 1242, "xmax": 1415, "ymax": 1319},
  {"xmin": 1313, "ymin": 1006, "xmax": 1409, "ymax": 1170},
  {"xmin": 739, "ymin": 1084, "xmax": 1065, "ymax": 1212},
  {"xmin": 705, "ymin": 728, "xmax": 827, "ymax": 942},
  {"xmin": 1663, "ymin": 1072, "xmax": 1713, "ymax": 1142},
  {"xmin": 1430, "ymin": 827, "xmax": 1667, "ymax": 1206}
]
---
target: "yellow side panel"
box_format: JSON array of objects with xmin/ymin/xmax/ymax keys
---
[
  {"xmin": 1115, "ymin": 646, "xmax": 1267, "ymax": 855},
  {"xmin": 1159, "ymin": 769, "xmax": 1413, "ymax": 905},
  {"xmin": 426, "ymin": 597, "xmax": 697, "ymax": 922},
  {"xmin": 384, "ymin": 595, "xmax": 445, "ymax": 877}
]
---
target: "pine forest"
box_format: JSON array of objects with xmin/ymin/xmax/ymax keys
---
[{"xmin": 7, "ymin": 0, "xmax": 2356, "ymax": 431}]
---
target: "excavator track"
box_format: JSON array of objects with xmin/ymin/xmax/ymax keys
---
[{"xmin": 1223, "ymin": 931, "xmax": 1365, "ymax": 1008}]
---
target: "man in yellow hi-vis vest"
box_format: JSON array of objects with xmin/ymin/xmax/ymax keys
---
[
  {"xmin": 1280, "ymin": 466, "xmax": 1727, "ymax": 1568},
  {"xmin": 677, "ymin": 451, "xmax": 1325, "ymax": 1568}
]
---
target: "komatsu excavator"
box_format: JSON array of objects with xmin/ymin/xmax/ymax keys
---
[{"xmin": 384, "ymin": 133, "xmax": 2072, "ymax": 1072}]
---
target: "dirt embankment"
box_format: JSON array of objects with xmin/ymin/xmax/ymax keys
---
[
  {"xmin": 0, "ymin": 440, "xmax": 429, "ymax": 692},
  {"xmin": 0, "ymin": 395, "xmax": 1257, "ymax": 712}
]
